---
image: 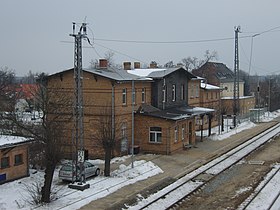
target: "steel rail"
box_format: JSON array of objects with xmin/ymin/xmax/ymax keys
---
[{"xmin": 133, "ymin": 123, "xmax": 280, "ymax": 210}]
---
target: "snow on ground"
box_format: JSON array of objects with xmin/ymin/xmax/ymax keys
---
[
  {"xmin": 0, "ymin": 159, "xmax": 163, "ymax": 210},
  {"xmin": 237, "ymin": 164, "xmax": 280, "ymax": 210},
  {"xmin": 1, "ymin": 110, "xmax": 280, "ymax": 210}
]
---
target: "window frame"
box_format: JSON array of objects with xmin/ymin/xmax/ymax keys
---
[
  {"xmin": 172, "ymin": 84, "xmax": 176, "ymax": 102},
  {"xmin": 182, "ymin": 125, "xmax": 185, "ymax": 140},
  {"xmin": 132, "ymin": 87, "xmax": 136, "ymax": 105},
  {"xmin": 141, "ymin": 88, "xmax": 146, "ymax": 103},
  {"xmin": 122, "ymin": 88, "xmax": 127, "ymax": 105},
  {"xmin": 174, "ymin": 126, "xmax": 178, "ymax": 142},
  {"xmin": 181, "ymin": 84, "xmax": 185, "ymax": 100},
  {"xmin": 14, "ymin": 154, "xmax": 23, "ymax": 166},
  {"xmin": 149, "ymin": 127, "xmax": 162, "ymax": 143},
  {"xmin": 1, "ymin": 157, "xmax": 10, "ymax": 169}
]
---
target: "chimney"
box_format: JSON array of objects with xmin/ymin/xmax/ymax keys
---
[
  {"xmin": 134, "ymin": 62, "xmax": 141, "ymax": 69},
  {"xmin": 99, "ymin": 59, "xmax": 108, "ymax": 68},
  {"xmin": 123, "ymin": 62, "xmax": 131, "ymax": 70},
  {"xmin": 149, "ymin": 61, "xmax": 157, "ymax": 68}
]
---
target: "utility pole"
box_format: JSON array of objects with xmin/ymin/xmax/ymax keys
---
[
  {"xmin": 233, "ymin": 26, "xmax": 241, "ymax": 127},
  {"xmin": 69, "ymin": 22, "xmax": 89, "ymax": 189}
]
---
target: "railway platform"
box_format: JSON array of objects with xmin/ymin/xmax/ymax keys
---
[{"xmin": 80, "ymin": 121, "xmax": 277, "ymax": 210}]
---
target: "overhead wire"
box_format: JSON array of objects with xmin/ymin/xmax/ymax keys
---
[{"xmin": 62, "ymin": 25, "xmax": 280, "ymax": 73}]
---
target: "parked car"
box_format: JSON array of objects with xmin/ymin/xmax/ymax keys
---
[{"xmin": 59, "ymin": 161, "xmax": 100, "ymax": 182}]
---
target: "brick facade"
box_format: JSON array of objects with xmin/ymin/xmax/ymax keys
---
[
  {"xmin": 134, "ymin": 115, "xmax": 195, "ymax": 154},
  {"xmin": 47, "ymin": 69, "xmax": 152, "ymax": 158},
  {"xmin": 0, "ymin": 144, "xmax": 29, "ymax": 183}
]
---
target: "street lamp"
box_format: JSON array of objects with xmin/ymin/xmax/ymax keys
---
[
  {"xmin": 218, "ymin": 76, "xmax": 226, "ymax": 134},
  {"xmin": 248, "ymin": 33, "xmax": 260, "ymax": 123},
  {"xmin": 248, "ymin": 33, "xmax": 260, "ymax": 76}
]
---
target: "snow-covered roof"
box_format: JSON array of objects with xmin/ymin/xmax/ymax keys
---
[
  {"xmin": 127, "ymin": 68, "xmax": 166, "ymax": 77},
  {"xmin": 48, "ymin": 68, "xmax": 152, "ymax": 82},
  {"xmin": 138, "ymin": 105, "xmax": 215, "ymax": 120},
  {"xmin": 222, "ymin": 96, "xmax": 255, "ymax": 100},
  {"xmin": 201, "ymin": 82, "xmax": 221, "ymax": 90},
  {"xmin": 128, "ymin": 67, "xmax": 196, "ymax": 79},
  {"xmin": 0, "ymin": 135, "xmax": 33, "ymax": 148}
]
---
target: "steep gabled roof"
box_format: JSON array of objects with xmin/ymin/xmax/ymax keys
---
[{"xmin": 192, "ymin": 62, "xmax": 243, "ymax": 83}]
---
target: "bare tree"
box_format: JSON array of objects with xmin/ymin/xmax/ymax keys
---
[
  {"xmin": 2, "ymin": 73, "xmax": 72, "ymax": 203},
  {"xmin": 182, "ymin": 50, "xmax": 218, "ymax": 71},
  {"xmin": 164, "ymin": 61, "xmax": 175, "ymax": 68},
  {"xmin": 92, "ymin": 106, "xmax": 122, "ymax": 177}
]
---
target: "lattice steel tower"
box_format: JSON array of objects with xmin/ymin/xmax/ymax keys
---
[
  {"xmin": 233, "ymin": 26, "xmax": 241, "ymax": 127},
  {"xmin": 70, "ymin": 22, "xmax": 87, "ymax": 184}
]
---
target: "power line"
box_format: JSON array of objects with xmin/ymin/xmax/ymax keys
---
[
  {"xmin": 94, "ymin": 42, "xmax": 149, "ymax": 65},
  {"xmin": 93, "ymin": 36, "xmax": 245, "ymax": 44}
]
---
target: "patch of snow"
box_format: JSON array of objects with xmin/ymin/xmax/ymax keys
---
[
  {"xmin": 127, "ymin": 69, "xmax": 166, "ymax": 77},
  {"xmin": 233, "ymin": 186, "xmax": 252, "ymax": 198},
  {"xmin": 0, "ymin": 135, "xmax": 31, "ymax": 146},
  {"xmin": 0, "ymin": 160, "xmax": 162, "ymax": 210}
]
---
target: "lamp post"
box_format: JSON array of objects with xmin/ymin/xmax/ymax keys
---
[
  {"xmin": 218, "ymin": 76, "xmax": 226, "ymax": 134},
  {"xmin": 248, "ymin": 33, "xmax": 260, "ymax": 76},
  {"xmin": 248, "ymin": 33, "xmax": 260, "ymax": 123}
]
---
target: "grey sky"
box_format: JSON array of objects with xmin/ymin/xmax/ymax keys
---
[{"xmin": 1, "ymin": 0, "xmax": 279, "ymax": 76}]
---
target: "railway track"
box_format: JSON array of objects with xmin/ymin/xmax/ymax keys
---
[
  {"xmin": 238, "ymin": 164, "xmax": 280, "ymax": 210},
  {"xmin": 127, "ymin": 123, "xmax": 280, "ymax": 210}
]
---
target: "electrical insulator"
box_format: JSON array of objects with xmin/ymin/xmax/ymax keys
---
[{"xmin": 83, "ymin": 23, "xmax": 87, "ymax": 35}]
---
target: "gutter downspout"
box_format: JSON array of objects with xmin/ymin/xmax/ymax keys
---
[{"xmin": 111, "ymin": 82, "xmax": 115, "ymax": 154}]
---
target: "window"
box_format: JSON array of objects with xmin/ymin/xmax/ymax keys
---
[
  {"xmin": 196, "ymin": 85, "xmax": 199, "ymax": 97},
  {"xmin": 181, "ymin": 84, "xmax": 185, "ymax": 100},
  {"xmin": 121, "ymin": 123, "xmax": 127, "ymax": 138},
  {"xmin": 172, "ymin": 84, "xmax": 176, "ymax": 101},
  {"xmin": 174, "ymin": 126, "xmax": 178, "ymax": 142},
  {"xmin": 191, "ymin": 84, "xmax": 194, "ymax": 98},
  {"xmin": 162, "ymin": 88, "xmax": 166, "ymax": 103},
  {"xmin": 206, "ymin": 92, "xmax": 209, "ymax": 100},
  {"xmin": 1, "ymin": 157, "xmax": 9, "ymax": 168},
  {"xmin": 149, "ymin": 127, "xmax": 162, "ymax": 143},
  {"xmin": 141, "ymin": 88, "xmax": 146, "ymax": 103},
  {"xmin": 132, "ymin": 88, "xmax": 136, "ymax": 104},
  {"xmin": 14, "ymin": 154, "xmax": 23, "ymax": 165},
  {"xmin": 122, "ymin": 88, "xmax": 127, "ymax": 105},
  {"xmin": 182, "ymin": 125, "xmax": 185, "ymax": 140}
]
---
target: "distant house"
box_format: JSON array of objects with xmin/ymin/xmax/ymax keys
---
[
  {"xmin": 192, "ymin": 62, "xmax": 255, "ymax": 117},
  {"xmin": 0, "ymin": 135, "xmax": 32, "ymax": 184}
]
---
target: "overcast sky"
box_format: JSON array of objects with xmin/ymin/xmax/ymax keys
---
[{"xmin": 1, "ymin": 0, "xmax": 279, "ymax": 76}]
